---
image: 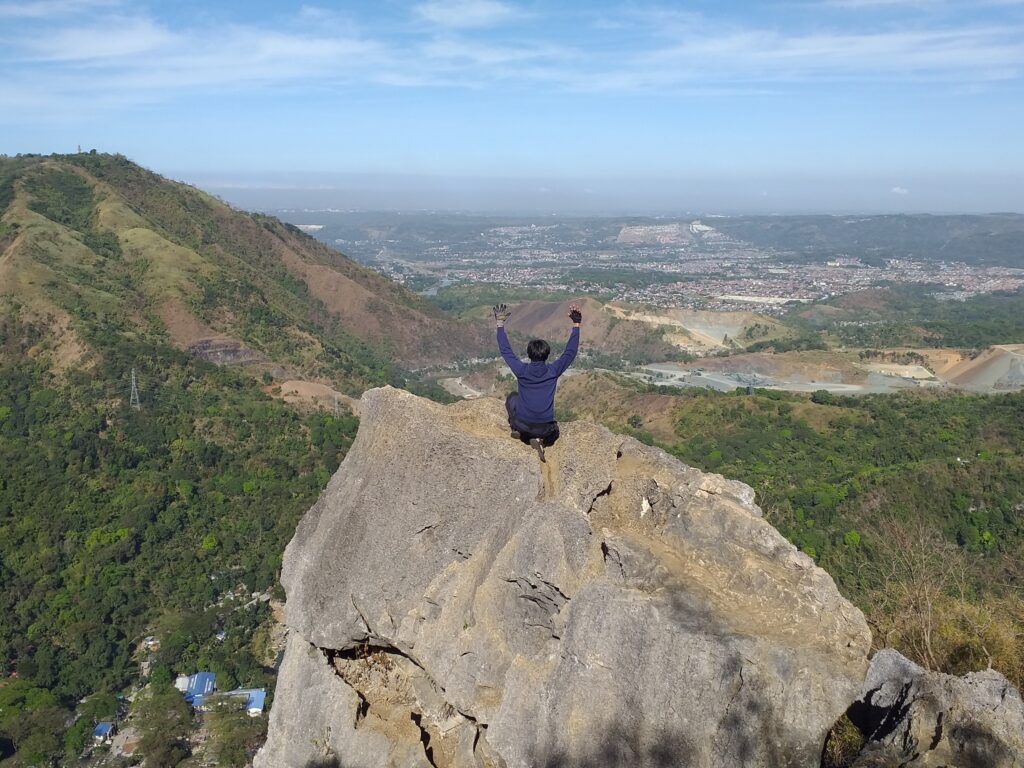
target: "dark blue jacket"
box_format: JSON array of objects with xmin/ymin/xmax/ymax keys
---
[{"xmin": 497, "ymin": 326, "xmax": 580, "ymax": 423}]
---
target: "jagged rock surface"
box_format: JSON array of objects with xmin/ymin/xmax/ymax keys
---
[
  {"xmin": 256, "ymin": 387, "xmax": 872, "ymax": 768},
  {"xmin": 849, "ymin": 649, "xmax": 1024, "ymax": 768}
]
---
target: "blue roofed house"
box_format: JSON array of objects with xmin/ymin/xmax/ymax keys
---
[
  {"xmin": 244, "ymin": 689, "xmax": 266, "ymax": 716},
  {"xmin": 222, "ymin": 688, "xmax": 267, "ymax": 716},
  {"xmin": 93, "ymin": 721, "xmax": 116, "ymax": 744},
  {"xmin": 174, "ymin": 672, "xmax": 216, "ymax": 709}
]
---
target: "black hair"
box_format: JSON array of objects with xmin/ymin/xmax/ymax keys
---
[{"xmin": 527, "ymin": 339, "xmax": 551, "ymax": 362}]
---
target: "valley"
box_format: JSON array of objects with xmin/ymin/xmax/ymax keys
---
[
  {"xmin": 2, "ymin": 154, "xmax": 1023, "ymax": 767},
  {"xmin": 279, "ymin": 210, "xmax": 1024, "ymax": 313},
  {"xmin": 6, "ymin": 0, "xmax": 1024, "ymax": 760},
  {"xmin": 426, "ymin": 294, "xmax": 1024, "ymax": 398},
  {"xmin": 279, "ymin": 209, "xmax": 1024, "ymax": 398}
]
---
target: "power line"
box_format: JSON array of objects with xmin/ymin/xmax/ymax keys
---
[{"xmin": 129, "ymin": 368, "xmax": 141, "ymax": 411}]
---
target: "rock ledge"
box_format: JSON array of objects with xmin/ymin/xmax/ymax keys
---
[{"xmin": 256, "ymin": 387, "xmax": 872, "ymax": 768}]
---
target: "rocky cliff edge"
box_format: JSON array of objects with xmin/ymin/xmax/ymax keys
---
[{"xmin": 256, "ymin": 386, "xmax": 873, "ymax": 768}]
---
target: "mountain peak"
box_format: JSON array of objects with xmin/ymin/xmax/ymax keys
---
[
  {"xmin": 258, "ymin": 387, "xmax": 872, "ymax": 767},
  {"xmin": 0, "ymin": 154, "xmax": 488, "ymax": 388}
]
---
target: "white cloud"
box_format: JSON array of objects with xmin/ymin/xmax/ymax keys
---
[
  {"xmin": 414, "ymin": 0, "xmax": 517, "ymax": 28},
  {"xmin": 633, "ymin": 27, "xmax": 1024, "ymax": 86},
  {"xmin": 891, "ymin": 186, "xmax": 911, "ymax": 194},
  {"xmin": 0, "ymin": 0, "xmax": 120, "ymax": 18},
  {"xmin": 1, "ymin": 2, "xmax": 1022, "ymax": 122},
  {"xmin": 22, "ymin": 16, "xmax": 175, "ymax": 61}
]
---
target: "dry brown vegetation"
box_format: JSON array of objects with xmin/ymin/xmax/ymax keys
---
[{"xmin": 862, "ymin": 516, "xmax": 1024, "ymax": 684}]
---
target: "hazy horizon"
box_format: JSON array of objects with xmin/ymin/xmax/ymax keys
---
[
  {"xmin": 4, "ymin": 0, "xmax": 1024, "ymax": 213},
  {"xmin": 183, "ymin": 170, "xmax": 1024, "ymax": 217}
]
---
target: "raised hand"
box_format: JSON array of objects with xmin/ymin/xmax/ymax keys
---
[
  {"xmin": 568, "ymin": 303, "xmax": 582, "ymax": 325},
  {"xmin": 493, "ymin": 303, "xmax": 512, "ymax": 326}
]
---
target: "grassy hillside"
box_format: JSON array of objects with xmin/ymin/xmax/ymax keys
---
[{"xmin": 0, "ymin": 153, "xmax": 489, "ymax": 388}]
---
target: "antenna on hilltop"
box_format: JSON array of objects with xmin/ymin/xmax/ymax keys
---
[{"xmin": 130, "ymin": 368, "xmax": 141, "ymax": 411}]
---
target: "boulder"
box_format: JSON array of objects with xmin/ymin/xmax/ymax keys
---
[
  {"xmin": 256, "ymin": 387, "xmax": 872, "ymax": 768},
  {"xmin": 849, "ymin": 649, "xmax": 1024, "ymax": 767}
]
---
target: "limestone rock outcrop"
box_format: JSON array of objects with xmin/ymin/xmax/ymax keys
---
[
  {"xmin": 255, "ymin": 387, "xmax": 872, "ymax": 768},
  {"xmin": 849, "ymin": 649, "xmax": 1024, "ymax": 767}
]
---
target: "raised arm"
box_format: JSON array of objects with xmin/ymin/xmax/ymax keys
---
[
  {"xmin": 494, "ymin": 303, "xmax": 525, "ymax": 376},
  {"xmin": 550, "ymin": 304, "xmax": 582, "ymax": 376}
]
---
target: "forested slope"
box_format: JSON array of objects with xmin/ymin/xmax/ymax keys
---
[
  {"xmin": 0, "ymin": 153, "xmax": 482, "ymax": 765},
  {"xmin": 793, "ymin": 285, "xmax": 1024, "ymax": 349}
]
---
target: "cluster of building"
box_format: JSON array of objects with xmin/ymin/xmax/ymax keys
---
[
  {"xmin": 84, "ymin": 663, "xmax": 267, "ymax": 764},
  {"xmin": 175, "ymin": 671, "xmax": 266, "ymax": 715},
  {"xmin": 353, "ymin": 222, "xmax": 1024, "ymax": 314},
  {"xmin": 84, "ymin": 671, "xmax": 266, "ymax": 758}
]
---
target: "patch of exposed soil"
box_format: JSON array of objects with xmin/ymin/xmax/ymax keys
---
[
  {"xmin": 605, "ymin": 304, "xmax": 784, "ymax": 350},
  {"xmin": 273, "ymin": 242, "xmax": 489, "ymax": 366},
  {"xmin": 190, "ymin": 339, "xmax": 268, "ymax": 366},
  {"xmin": 156, "ymin": 299, "xmax": 222, "ymax": 350},
  {"xmin": 460, "ymin": 362, "xmax": 512, "ymax": 398},
  {"xmin": 943, "ymin": 345, "xmax": 1024, "ymax": 391},
  {"xmin": 439, "ymin": 377, "xmax": 483, "ymax": 400},
  {"xmin": 861, "ymin": 363, "xmax": 935, "ymax": 379},
  {"xmin": 44, "ymin": 311, "xmax": 89, "ymax": 372},
  {"xmin": 917, "ymin": 349, "xmax": 966, "ymax": 375},
  {"xmin": 505, "ymin": 298, "xmax": 680, "ymax": 360},
  {"xmin": 505, "ymin": 297, "xmax": 605, "ymax": 340},
  {"xmin": 687, "ymin": 350, "xmax": 867, "ymax": 384},
  {"xmin": 265, "ymin": 380, "xmax": 360, "ymax": 415}
]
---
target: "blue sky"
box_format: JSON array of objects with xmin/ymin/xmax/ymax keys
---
[{"xmin": 2, "ymin": 0, "xmax": 1023, "ymax": 212}]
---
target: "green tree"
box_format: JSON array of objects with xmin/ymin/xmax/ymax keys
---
[
  {"xmin": 205, "ymin": 696, "xmax": 267, "ymax": 767},
  {"xmin": 135, "ymin": 687, "xmax": 193, "ymax": 768}
]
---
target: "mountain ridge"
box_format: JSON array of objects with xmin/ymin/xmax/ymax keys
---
[{"xmin": 0, "ymin": 153, "xmax": 490, "ymax": 388}]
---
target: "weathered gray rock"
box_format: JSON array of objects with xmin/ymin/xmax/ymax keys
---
[
  {"xmin": 256, "ymin": 387, "xmax": 872, "ymax": 768},
  {"xmin": 849, "ymin": 649, "xmax": 1024, "ymax": 767}
]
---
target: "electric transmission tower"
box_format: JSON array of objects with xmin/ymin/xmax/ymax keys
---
[
  {"xmin": 334, "ymin": 394, "xmax": 340, "ymax": 417},
  {"xmin": 129, "ymin": 368, "xmax": 141, "ymax": 411}
]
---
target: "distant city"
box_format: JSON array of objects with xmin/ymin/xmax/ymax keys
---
[{"xmin": 277, "ymin": 212, "xmax": 1024, "ymax": 314}]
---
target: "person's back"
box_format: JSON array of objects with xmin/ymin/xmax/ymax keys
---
[{"xmin": 494, "ymin": 303, "xmax": 582, "ymax": 460}]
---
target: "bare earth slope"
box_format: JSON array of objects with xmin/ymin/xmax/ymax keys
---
[
  {"xmin": 607, "ymin": 304, "xmax": 787, "ymax": 350},
  {"xmin": 943, "ymin": 345, "xmax": 1024, "ymax": 392}
]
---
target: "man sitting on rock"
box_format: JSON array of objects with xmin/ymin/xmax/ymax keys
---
[{"xmin": 494, "ymin": 302, "xmax": 582, "ymax": 462}]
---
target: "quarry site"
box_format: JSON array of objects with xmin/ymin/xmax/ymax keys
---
[{"xmin": 432, "ymin": 298, "xmax": 1024, "ymax": 400}]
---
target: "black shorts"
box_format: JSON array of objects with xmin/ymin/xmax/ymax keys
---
[{"xmin": 505, "ymin": 392, "xmax": 560, "ymax": 447}]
